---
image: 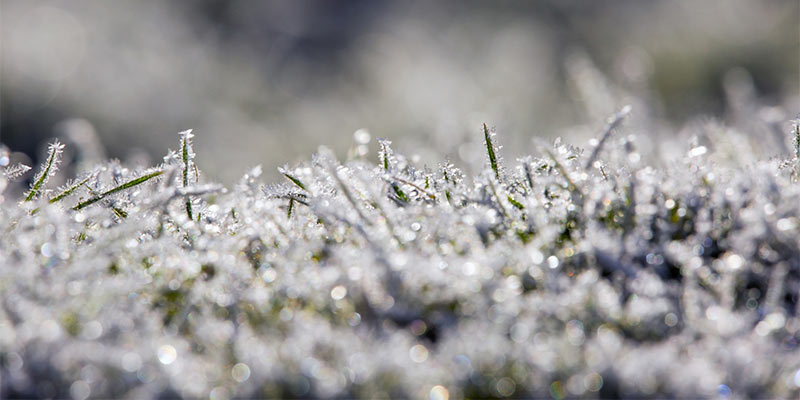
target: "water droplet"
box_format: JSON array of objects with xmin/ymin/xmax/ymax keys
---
[
  {"xmin": 232, "ymin": 363, "xmax": 251, "ymax": 382},
  {"xmin": 429, "ymin": 385, "xmax": 449, "ymax": 400},
  {"xmin": 765, "ymin": 313, "xmax": 786, "ymax": 330},
  {"xmin": 40, "ymin": 243, "xmax": 54, "ymax": 258},
  {"xmin": 353, "ymin": 129, "xmax": 371, "ymax": 145},
  {"xmin": 584, "ymin": 372, "xmax": 603, "ymax": 392},
  {"xmin": 529, "ymin": 249, "xmax": 544, "ymax": 264},
  {"xmin": 157, "ymin": 345, "xmax": 177, "ymax": 365},
  {"xmin": 777, "ymin": 218, "xmax": 796, "ymax": 231},
  {"xmin": 69, "ymin": 380, "xmax": 91, "ymax": 400},
  {"xmin": 261, "ymin": 268, "xmax": 277, "ymax": 283},
  {"xmin": 331, "ymin": 285, "xmax": 347, "ymax": 300},
  {"xmin": 462, "ymin": 262, "xmax": 477, "ymax": 276},
  {"xmin": 688, "ymin": 146, "xmax": 707, "ymax": 157},
  {"xmin": 410, "ymin": 320, "xmax": 427, "ymax": 336},
  {"xmin": 81, "ymin": 320, "xmax": 103, "ymax": 340},
  {"xmin": 409, "ymin": 344, "xmax": 429, "ymax": 363},
  {"xmin": 496, "ymin": 377, "xmax": 516, "ymax": 397},
  {"xmin": 209, "ymin": 386, "xmax": 230, "ymax": 400},
  {"xmin": 724, "ymin": 254, "xmax": 743, "ymax": 270}
]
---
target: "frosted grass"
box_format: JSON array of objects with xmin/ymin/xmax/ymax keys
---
[{"xmin": 1, "ymin": 115, "xmax": 800, "ymax": 399}]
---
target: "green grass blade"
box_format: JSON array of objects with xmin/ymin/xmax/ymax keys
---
[
  {"xmin": 112, "ymin": 207, "xmax": 128, "ymax": 219},
  {"xmin": 391, "ymin": 184, "xmax": 409, "ymax": 203},
  {"xmin": 282, "ymin": 172, "xmax": 307, "ymax": 192},
  {"xmin": 185, "ymin": 198, "xmax": 193, "ymax": 220},
  {"xmin": 483, "ymin": 123, "xmax": 499, "ymax": 179},
  {"xmin": 180, "ymin": 130, "xmax": 195, "ymax": 220},
  {"xmin": 378, "ymin": 139, "xmax": 393, "ymax": 171},
  {"xmin": 287, "ymin": 197, "xmax": 295, "ymax": 218},
  {"xmin": 49, "ymin": 175, "xmax": 92, "ymax": 204},
  {"xmin": 25, "ymin": 140, "xmax": 64, "ymax": 202},
  {"xmin": 392, "ymin": 176, "xmax": 436, "ymax": 200},
  {"xmin": 793, "ymin": 119, "xmax": 800, "ymax": 159},
  {"xmin": 73, "ymin": 170, "xmax": 164, "ymax": 210},
  {"xmin": 507, "ymin": 195, "xmax": 524, "ymax": 210}
]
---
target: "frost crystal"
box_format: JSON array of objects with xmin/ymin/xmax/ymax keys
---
[{"xmin": 3, "ymin": 163, "xmax": 31, "ymax": 180}]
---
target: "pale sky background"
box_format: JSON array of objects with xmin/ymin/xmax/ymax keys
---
[{"xmin": 2, "ymin": 0, "xmax": 797, "ymax": 182}]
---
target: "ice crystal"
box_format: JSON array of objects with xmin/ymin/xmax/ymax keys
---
[{"xmin": 3, "ymin": 163, "xmax": 31, "ymax": 181}]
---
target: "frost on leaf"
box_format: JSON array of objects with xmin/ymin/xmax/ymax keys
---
[
  {"xmin": 179, "ymin": 129, "xmax": 198, "ymax": 220},
  {"xmin": 377, "ymin": 138, "xmax": 395, "ymax": 172},
  {"xmin": 25, "ymin": 140, "xmax": 65, "ymax": 201}
]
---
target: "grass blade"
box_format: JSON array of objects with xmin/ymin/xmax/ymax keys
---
[
  {"xmin": 73, "ymin": 170, "xmax": 164, "ymax": 210},
  {"xmin": 25, "ymin": 140, "xmax": 64, "ymax": 201},
  {"xmin": 49, "ymin": 175, "xmax": 92, "ymax": 204},
  {"xmin": 792, "ymin": 118, "xmax": 800, "ymax": 159},
  {"xmin": 279, "ymin": 166, "xmax": 307, "ymax": 192},
  {"xmin": 391, "ymin": 175, "xmax": 436, "ymax": 200},
  {"xmin": 483, "ymin": 123, "xmax": 500, "ymax": 179},
  {"xmin": 584, "ymin": 105, "xmax": 631, "ymax": 169},
  {"xmin": 378, "ymin": 139, "xmax": 393, "ymax": 172},
  {"xmin": 507, "ymin": 195, "xmax": 524, "ymax": 210},
  {"xmin": 180, "ymin": 129, "xmax": 195, "ymax": 220},
  {"xmin": 287, "ymin": 197, "xmax": 295, "ymax": 218}
]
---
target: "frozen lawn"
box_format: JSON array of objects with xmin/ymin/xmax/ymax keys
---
[{"xmin": 2, "ymin": 116, "xmax": 800, "ymax": 399}]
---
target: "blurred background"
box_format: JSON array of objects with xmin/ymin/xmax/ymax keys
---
[{"xmin": 1, "ymin": 0, "xmax": 798, "ymax": 183}]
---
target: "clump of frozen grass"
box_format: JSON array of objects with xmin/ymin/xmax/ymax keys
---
[{"xmin": 2, "ymin": 111, "xmax": 800, "ymax": 399}]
